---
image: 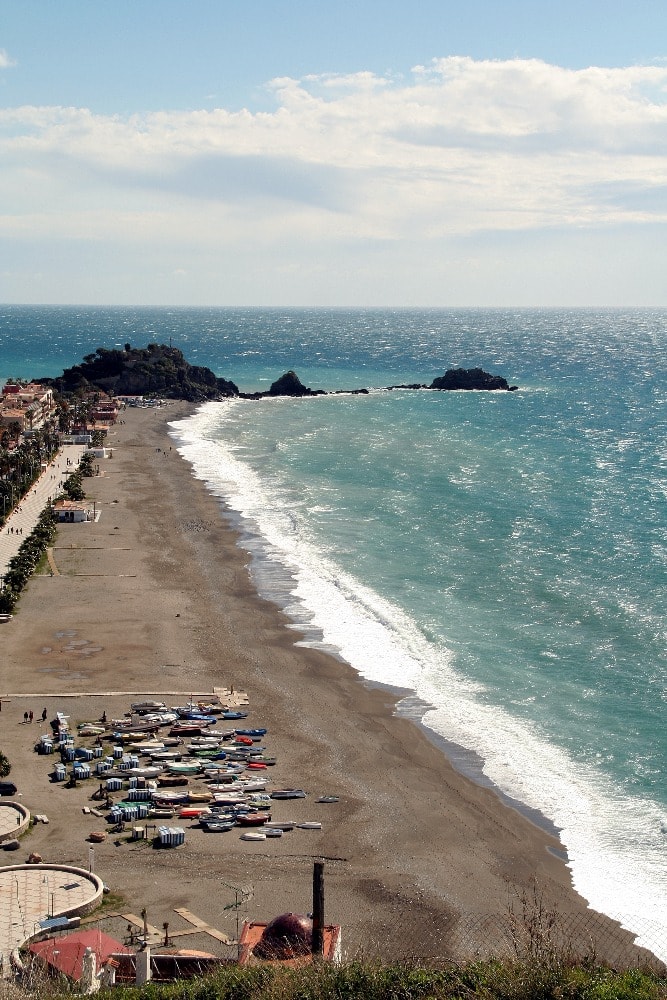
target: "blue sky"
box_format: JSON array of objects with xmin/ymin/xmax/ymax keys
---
[{"xmin": 2, "ymin": 1, "xmax": 667, "ymax": 306}]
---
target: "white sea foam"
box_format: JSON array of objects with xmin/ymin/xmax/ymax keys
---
[{"xmin": 170, "ymin": 403, "xmax": 667, "ymax": 961}]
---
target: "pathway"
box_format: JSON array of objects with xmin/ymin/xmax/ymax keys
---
[{"xmin": 0, "ymin": 444, "xmax": 87, "ymax": 581}]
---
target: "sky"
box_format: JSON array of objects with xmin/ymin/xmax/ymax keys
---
[{"xmin": 1, "ymin": 0, "xmax": 667, "ymax": 307}]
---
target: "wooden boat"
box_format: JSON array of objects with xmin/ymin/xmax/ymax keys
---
[
  {"xmin": 128, "ymin": 766, "xmax": 162, "ymax": 778},
  {"xmin": 265, "ymin": 821, "xmax": 295, "ymax": 831},
  {"xmin": 212, "ymin": 792, "xmax": 250, "ymax": 805},
  {"xmin": 179, "ymin": 806, "xmax": 211, "ymax": 818},
  {"xmin": 131, "ymin": 701, "xmax": 167, "ymax": 713},
  {"xmin": 270, "ymin": 789, "xmax": 306, "ymax": 800},
  {"xmin": 78, "ymin": 724, "xmax": 105, "ymax": 736},
  {"xmin": 149, "ymin": 807, "xmax": 175, "ymax": 819},
  {"xmin": 168, "ymin": 722, "xmax": 216, "ymax": 737},
  {"xmin": 235, "ymin": 728, "xmax": 267, "ymax": 738},
  {"xmin": 237, "ymin": 812, "xmax": 270, "ymax": 826},
  {"xmin": 236, "ymin": 778, "xmax": 267, "ymax": 792},
  {"xmin": 317, "ymin": 795, "xmax": 340, "ymax": 803},
  {"xmin": 152, "ymin": 790, "xmax": 189, "ymax": 804},
  {"xmin": 240, "ymin": 831, "xmax": 266, "ymax": 841},
  {"xmin": 157, "ymin": 775, "xmax": 189, "ymax": 787},
  {"xmin": 264, "ymin": 827, "xmax": 283, "ymax": 838},
  {"xmin": 166, "ymin": 762, "xmax": 202, "ymax": 775},
  {"xmin": 297, "ymin": 821, "xmax": 322, "ymax": 830},
  {"xmin": 187, "ymin": 791, "xmax": 213, "ymax": 803},
  {"xmin": 200, "ymin": 818, "xmax": 234, "ymax": 833},
  {"xmin": 220, "ymin": 711, "xmax": 248, "ymax": 720},
  {"xmin": 116, "ymin": 721, "xmax": 161, "ymax": 734}
]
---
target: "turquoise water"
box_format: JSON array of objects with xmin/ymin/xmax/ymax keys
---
[{"xmin": 2, "ymin": 305, "xmax": 666, "ymax": 953}]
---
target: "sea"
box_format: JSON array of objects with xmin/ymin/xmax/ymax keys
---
[{"xmin": 1, "ymin": 305, "xmax": 665, "ymax": 957}]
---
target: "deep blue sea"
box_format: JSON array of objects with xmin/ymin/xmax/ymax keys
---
[{"xmin": 2, "ymin": 305, "xmax": 666, "ymax": 955}]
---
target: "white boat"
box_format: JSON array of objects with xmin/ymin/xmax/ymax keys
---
[
  {"xmin": 240, "ymin": 831, "xmax": 266, "ymax": 841},
  {"xmin": 297, "ymin": 821, "xmax": 322, "ymax": 830},
  {"xmin": 235, "ymin": 778, "xmax": 267, "ymax": 792},
  {"xmin": 131, "ymin": 701, "xmax": 166, "ymax": 713}
]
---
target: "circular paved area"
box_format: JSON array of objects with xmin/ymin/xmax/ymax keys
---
[
  {"xmin": 0, "ymin": 802, "xmax": 30, "ymax": 842},
  {"xmin": 0, "ymin": 864, "xmax": 102, "ymax": 975}
]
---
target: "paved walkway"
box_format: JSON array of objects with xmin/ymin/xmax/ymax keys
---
[
  {"xmin": 0, "ymin": 445, "xmax": 87, "ymax": 581},
  {"xmin": 0, "ymin": 863, "xmax": 102, "ymax": 976}
]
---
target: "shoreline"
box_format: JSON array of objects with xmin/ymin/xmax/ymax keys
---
[
  {"xmin": 0, "ymin": 403, "xmax": 650, "ymax": 963},
  {"xmin": 166, "ymin": 406, "xmax": 568, "ymax": 845}
]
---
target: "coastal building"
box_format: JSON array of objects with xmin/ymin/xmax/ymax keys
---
[
  {"xmin": 0, "ymin": 382, "xmax": 56, "ymax": 433},
  {"xmin": 29, "ymin": 929, "xmax": 130, "ymax": 983},
  {"xmin": 52, "ymin": 499, "xmax": 98, "ymax": 523}
]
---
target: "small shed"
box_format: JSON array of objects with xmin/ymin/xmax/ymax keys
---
[{"xmin": 52, "ymin": 500, "xmax": 97, "ymax": 523}]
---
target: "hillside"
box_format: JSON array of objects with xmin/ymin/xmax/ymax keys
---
[{"xmin": 40, "ymin": 343, "xmax": 238, "ymax": 402}]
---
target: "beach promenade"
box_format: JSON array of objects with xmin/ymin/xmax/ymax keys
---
[
  {"xmin": 0, "ymin": 406, "xmax": 648, "ymax": 963},
  {"xmin": 0, "ymin": 444, "xmax": 87, "ymax": 581}
]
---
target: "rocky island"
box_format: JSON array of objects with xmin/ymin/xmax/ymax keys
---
[{"xmin": 41, "ymin": 344, "xmax": 517, "ymax": 401}]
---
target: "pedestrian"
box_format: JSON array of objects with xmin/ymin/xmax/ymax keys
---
[
  {"xmin": 29, "ymin": 710, "xmax": 33, "ymax": 723},
  {"xmin": 23, "ymin": 711, "xmax": 28, "ymax": 724},
  {"xmin": 42, "ymin": 707, "xmax": 47, "ymax": 722}
]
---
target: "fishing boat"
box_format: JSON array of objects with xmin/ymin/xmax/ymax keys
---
[
  {"xmin": 127, "ymin": 766, "xmax": 162, "ymax": 778},
  {"xmin": 166, "ymin": 762, "xmax": 202, "ymax": 775},
  {"xmin": 153, "ymin": 790, "xmax": 189, "ymax": 804},
  {"xmin": 200, "ymin": 818, "xmax": 234, "ymax": 833},
  {"xmin": 235, "ymin": 778, "xmax": 267, "ymax": 792},
  {"xmin": 178, "ymin": 806, "xmax": 211, "ymax": 819},
  {"xmin": 169, "ymin": 722, "xmax": 215, "ymax": 736},
  {"xmin": 157, "ymin": 775, "xmax": 189, "ymax": 787},
  {"xmin": 212, "ymin": 792, "xmax": 250, "ymax": 806},
  {"xmin": 237, "ymin": 812, "xmax": 271, "ymax": 826},
  {"xmin": 149, "ymin": 807, "xmax": 175, "ymax": 819},
  {"xmin": 131, "ymin": 701, "xmax": 167, "ymax": 713},
  {"xmin": 187, "ymin": 790, "xmax": 213, "ymax": 803}
]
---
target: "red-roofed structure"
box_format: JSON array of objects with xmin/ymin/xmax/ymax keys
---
[{"xmin": 29, "ymin": 928, "xmax": 131, "ymax": 981}]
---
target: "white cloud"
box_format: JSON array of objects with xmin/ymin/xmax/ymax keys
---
[
  {"xmin": 0, "ymin": 49, "xmax": 17, "ymax": 70},
  {"xmin": 1, "ymin": 57, "xmax": 667, "ymax": 304}
]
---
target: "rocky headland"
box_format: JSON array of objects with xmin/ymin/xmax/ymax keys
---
[{"xmin": 41, "ymin": 345, "xmax": 517, "ymax": 401}]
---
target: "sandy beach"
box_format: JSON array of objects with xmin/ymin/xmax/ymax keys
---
[{"xmin": 0, "ymin": 404, "xmax": 647, "ymax": 963}]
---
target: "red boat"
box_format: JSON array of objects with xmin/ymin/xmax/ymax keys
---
[{"xmin": 236, "ymin": 812, "xmax": 270, "ymax": 826}]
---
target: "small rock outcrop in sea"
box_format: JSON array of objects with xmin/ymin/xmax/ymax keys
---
[
  {"xmin": 429, "ymin": 368, "xmax": 518, "ymax": 391},
  {"xmin": 268, "ymin": 370, "xmax": 322, "ymax": 397},
  {"xmin": 239, "ymin": 370, "xmax": 326, "ymax": 399}
]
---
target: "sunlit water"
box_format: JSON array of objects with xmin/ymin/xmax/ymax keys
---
[{"xmin": 2, "ymin": 305, "xmax": 665, "ymax": 956}]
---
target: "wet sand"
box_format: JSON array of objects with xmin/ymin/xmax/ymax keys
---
[{"xmin": 0, "ymin": 404, "xmax": 644, "ymax": 962}]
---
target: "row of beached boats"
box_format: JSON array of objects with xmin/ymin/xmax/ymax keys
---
[{"xmin": 41, "ymin": 694, "xmax": 336, "ymax": 842}]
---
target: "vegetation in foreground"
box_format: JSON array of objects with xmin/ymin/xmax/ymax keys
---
[{"xmin": 14, "ymin": 958, "xmax": 667, "ymax": 1000}]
